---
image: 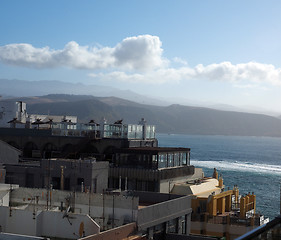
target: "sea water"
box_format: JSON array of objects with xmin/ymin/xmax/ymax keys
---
[{"xmin": 157, "ymin": 133, "xmax": 281, "ymax": 220}]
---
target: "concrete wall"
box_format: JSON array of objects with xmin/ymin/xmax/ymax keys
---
[
  {"xmin": 0, "ymin": 206, "xmax": 37, "ymax": 236},
  {"xmin": 5, "ymin": 164, "xmax": 41, "ymax": 187},
  {"xmin": 41, "ymin": 159, "xmax": 108, "ymax": 193},
  {"xmin": 5, "ymin": 159, "xmax": 108, "ymax": 192},
  {"xmin": 11, "ymin": 188, "xmax": 139, "ymax": 230},
  {"xmin": 0, "ymin": 191, "xmax": 10, "ymax": 206},
  {"xmin": 159, "ymin": 168, "xmax": 204, "ymax": 194},
  {"xmin": 160, "ymin": 176, "xmax": 191, "ymax": 194},
  {"xmin": 36, "ymin": 211, "xmax": 99, "ymax": 239},
  {"xmin": 0, "ymin": 206, "xmax": 99, "ymax": 239},
  {"xmin": 0, "ymin": 140, "xmax": 21, "ymax": 165},
  {"xmin": 137, "ymin": 195, "xmax": 192, "ymax": 231},
  {"xmin": 91, "ymin": 161, "xmax": 108, "ymax": 193},
  {"xmin": 79, "ymin": 223, "xmax": 137, "ymax": 240}
]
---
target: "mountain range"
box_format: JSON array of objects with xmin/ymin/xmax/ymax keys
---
[
  {"xmin": 5, "ymin": 93, "xmax": 281, "ymax": 137},
  {"xmin": 1, "ymin": 79, "xmax": 280, "ymax": 116},
  {"xmin": 0, "ymin": 79, "xmax": 168, "ymax": 106}
]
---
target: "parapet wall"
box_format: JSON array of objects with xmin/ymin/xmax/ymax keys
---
[
  {"xmin": 11, "ymin": 187, "xmax": 139, "ymax": 230},
  {"xmin": 137, "ymin": 195, "xmax": 192, "ymax": 231}
]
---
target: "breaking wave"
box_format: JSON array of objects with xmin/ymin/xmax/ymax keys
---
[{"xmin": 191, "ymin": 159, "xmax": 281, "ymax": 175}]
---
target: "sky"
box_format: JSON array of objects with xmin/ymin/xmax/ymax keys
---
[{"xmin": 1, "ymin": 1, "xmax": 281, "ymax": 112}]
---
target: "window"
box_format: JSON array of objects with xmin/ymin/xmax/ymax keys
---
[
  {"xmin": 174, "ymin": 153, "xmax": 179, "ymax": 166},
  {"xmin": 182, "ymin": 153, "xmax": 187, "ymax": 165},
  {"xmin": 77, "ymin": 178, "xmax": 84, "ymax": 185},
  {"xmin": 158, "ymin": 154, "xmax": 166, "ymax": 168},
  {"xmin": 52, "ymin": 177, "xmax": 60, "ymax": 189},
  {"xmin": 168, "ymin": 154, "xmax": 173, "ymax": 167}
]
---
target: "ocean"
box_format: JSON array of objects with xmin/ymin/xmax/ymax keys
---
[{"xmin": 157, "ymin": 133, "xmax": 281, "ymax": 220}]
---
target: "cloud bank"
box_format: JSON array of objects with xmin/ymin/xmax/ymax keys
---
[
  {"xmin": 0, "ymin": 35, "xmax": 166, "ymax": 71},
  {"xmin": 1, "ymin": 35, "xmax": 281, "ymax": 85},
  {"xmin": 89, "ymin": 62, "xmax": 281, "ymax": 86}
]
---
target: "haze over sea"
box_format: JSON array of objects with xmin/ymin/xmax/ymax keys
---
[{"xmin": 157, "ymin": 133, "xmax": 281, "ymax": 220}]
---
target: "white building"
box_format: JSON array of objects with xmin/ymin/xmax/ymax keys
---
[
  {"xmin": 0, "ymin": 100, "xmax": 77, "ymax": 129},
  {"xmin": 0, "ymin": 101, "xmax": 27, "ymax": 128}
]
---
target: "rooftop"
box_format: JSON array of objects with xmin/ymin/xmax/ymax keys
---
[{"xmin": 171, "ymin": 178, "xmax": 222, "ymax": 197}]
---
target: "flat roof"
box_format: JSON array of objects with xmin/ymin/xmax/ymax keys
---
[{"xmin": 172, "ymin": 178, "xmax": 221, "ymax": 197}]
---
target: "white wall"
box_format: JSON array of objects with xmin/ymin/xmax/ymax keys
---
[
  {"xmin": 0, "ymin": 140, "xmax": 21, "ymax": 165},
  {"xmin": 0, "ymin": 206, "xmax": 99, "ymax": 239},
  {"xmin": 0, "ymin": 191, "xmax": 10, "ymax": 206},
  {"xmin": 11, "ymin": 188, "xmax": 139, "ymax": 229},
  {"xmin": 0, "ymin": 206, "xmax": 37, "ymax": 236},
  {"xmin": 36, "ymin": 211, "xmax": 99, "ymax": 239},
  {"xmin": 0, "ymin": 101, "xmax": 27, "ymax": 127},
  {"xmin": 91, "ymin": 161, "xmax": 109, "ymax": 193}
]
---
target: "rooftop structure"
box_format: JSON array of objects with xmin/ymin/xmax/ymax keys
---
[
  {"xmin": 112, "ymin": 147, "xmax": 190, "ymax": 169},
  {"xmin": 0, "ymin": 101, "xmax": 155, "ymax": 141},
  {"xmin": 0, "ymin": 101, "xmax": 157, "ymax": 159},
  {"xmin": 170, "ymin": 169, "xmax": 269, "ymax": 239},
  {"xmin": 5, "ymin": 158, "xmax": 109, "ymax": 193},
  {"xmin": 0, "ymin": 184, "xmax": 193, "ymax": 240}
]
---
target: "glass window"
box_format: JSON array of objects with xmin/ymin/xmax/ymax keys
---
[
  {"xmin": 152, "ymin": 155, "xmax": 157, "ymax": 169},
  {"xmin": 168, "ymin": 154, "xmax": 173, "ymax": 167},
  {"xmin": 167, "ymin": 219, "xmax": 177, "ymax": 233},
  {"xmin": 159, "ymin": 154, "xmax": 166, "ymax": 168},
  {"xmin": 174, "ymin": 153, "xmax": 179, "ymax": 166},
  {"xmin": 182, "ymin": 153, "xmax": 187, "ymax": 165}
]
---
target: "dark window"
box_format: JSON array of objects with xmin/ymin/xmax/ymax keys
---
[
  {"xmin": 26, "ymin": 173, "xmax": 34, "ymax": 188},
  {"xmin": 77, "ymin": 178, "xmax": 84, "ymax": 185},
  {"xmin": 52, "ymin": 177, "xmax": 60, "ymax": 189},
  {"xmin": 64, "ymin": 178, "xmax": 70, "ymax": 190}
]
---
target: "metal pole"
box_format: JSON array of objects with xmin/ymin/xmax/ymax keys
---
[
  {"xmin": 110, "ymin": 195, "xmax": 112, "ymax": 229},
  {"xmin": 102, "ymin": 190, "xmax": 105, "ymax": 230}
]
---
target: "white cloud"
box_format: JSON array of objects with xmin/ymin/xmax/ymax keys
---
[
  {"xmin": 1, "ymin": 35, "xmax": 281, "ymax": 86},
  {"xmin": 89, "ymin": 61, "xmax": 281, "ymax": 86},
  {"xmin": 89, "ymin": 67, "xmax": 192, "ymax": 84},
  {"xmin": 233, "ymin": 83, "xmax": 269, "ymax": 91},
  {"xmin": 0, "ymin": 35, "xmax": 166, "ymax": 71},
  {"xmin": 113, "ymin": 35, "xmax": 168, "ymax": 71},
  {"xmin": 192, "ymin": 61, "xmax": 281, "ymax": 85},
  {"xmin": 0, "ymin": 43, "xmax": 55, "ymax": 68},
  {"xmin": 172, "ymin": 57, "xmax": 188, "ymax": 66}
]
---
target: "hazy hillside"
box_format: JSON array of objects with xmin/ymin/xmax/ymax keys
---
[
  {"xmin": 0, "ymin": 79, "xmax": 168, "ymax": 106},
  {"xmin": 14, "ymin": 94, "xmax": 281, "ymax": 137}
]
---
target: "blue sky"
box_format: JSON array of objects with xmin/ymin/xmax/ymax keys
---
[{"xmin": 1, "ymin": 1, "xmax": 281, "ymax": 112}]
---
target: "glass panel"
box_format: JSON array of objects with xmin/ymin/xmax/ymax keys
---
[
  {"xmin": 159, "ymin": 154, "xmax": 166, "ymax": 168},
  {"xmin": 182, "ymin": 153, "xmax": 187, "ymax": 165},
  {"xmin": 152, "ymin": 155, "xmax": 157, "ymax": 169},
  {"xmin": 168, "ymin": 154, "xmax": 173, "ymax": 167},
  {"xmin": 174, "ymin": 153, "xmax": 179, "ymax": 166}
]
